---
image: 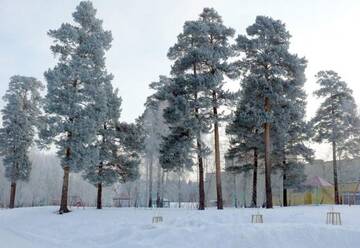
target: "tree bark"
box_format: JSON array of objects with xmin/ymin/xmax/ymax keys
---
[
  {"xmin": 9, "ymin": 181, "xmax": 16, "ymax": 209},
  {"xmin": 212, "ymin": 91, "xmax": 223, "ymax": 210},
  {"xmin": 156, "ymin": 163, "xmax": 161, "ymax": 208},
  {"xmin": 332, "ymin": 140, "xmax": 340, "ymax": 204},
  {"xmin": 233, "ymin": 174, "xmax": 238, "ymax": 208},
  {"xmin": 264, "ymin": 97, "xmax": 273, "ymax": 208},
  {"xmin": 97, "ymin": 182, "xmax": 102, "ymax": 209},
  {"xmin": 148, "ymin": 157, "xmax": 153, "ymax": 208},
  {"xmin": 160, "ymin": 170, "xmax": 165, "ymax": 207},
  {"xmin": 193, "ymin": 63, "xmax": 205, "ymax": 210},
  {"xmin": 283, "ymin": 173, "xmax": 288, "ymax": 207},
  {"xmin": 282, "ymin": 151, "xmax": 288, "ymax": 207},
  {"xmin": 251, "ymin": 148, "xmax": 258, "ymax": 208},
  {"xmin": 197, "ymin": 140, "xmax": 205, "ymax": 210},
  {"xmin": 145, "ymin": 157, "xmax": 149, "ymax": 207},
  {"xmin": 178, "ymin": 170, "xmax": 181, "ymax": 208},
  {"xmin": 96, "ymin": 164, "xmax": 103, "ymax": 209},
  {"xmin": 59, "ymin": 166, "xmax": 70, "ymax": 213}
]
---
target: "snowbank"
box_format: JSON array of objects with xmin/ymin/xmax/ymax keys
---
[{"xmin": 1, "ymin": 205, "xmax": 360, "ymax": 248}]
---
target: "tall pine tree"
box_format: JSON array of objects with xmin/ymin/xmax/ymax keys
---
[
  {"xmin": 226, "ymin": 82, "xmax": 264, "ymax": 207},
  {"xmin": 41, "ymin": 1, "xmax": 112, "ymax": 213},
  {"xmin": 0, "ymin": 76, "xmax": 43, "ymax": 208},
  {"xmin": 234, "ymin": 16, "xmax": 306, "ymax": 208},
  {"xmin": 311, "ymin": 70, "xmax": 360, "ymax": 204},
  {"xmin": 165, "ymin": 18, "xmax": 214, "ymax": 210},
  {"xmin": 269, "ymin": 45, "xmax": 313, "ymax": 207},
  {"xmin": 197, "ymin": 8, "xmax": 235, "ymax": 209},
  {"xmin": 164, "ymin": 7, "xmax": 234, "ymax": 210}
]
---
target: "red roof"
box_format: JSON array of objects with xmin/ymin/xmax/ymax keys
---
[{"xmin": 304, "ymin": 176, "xmax": 332, "ymax": 187}]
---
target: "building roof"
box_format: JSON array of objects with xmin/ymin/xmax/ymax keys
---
[{"xmin": 304, "ymin": 176, "xmax": 332, "ymax": 187}]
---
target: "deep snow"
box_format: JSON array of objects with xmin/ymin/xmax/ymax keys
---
[{"xmin": 1, "ymin": 205, "xmax": 360, "ymax": 248}]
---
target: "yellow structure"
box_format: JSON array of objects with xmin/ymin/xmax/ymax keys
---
[{"xmin": 273, "ymin": 182, "xmax": 360, "ymax": 206}]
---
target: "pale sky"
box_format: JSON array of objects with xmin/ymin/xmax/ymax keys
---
[{"xmin": 1, "ymin": 0, "xmax": 360, "ymax": 160}]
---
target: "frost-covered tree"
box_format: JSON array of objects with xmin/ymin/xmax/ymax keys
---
[
  {"xmin": 83, "ymin": 84, "xmax": 140, "ymax": 209},
  {"xmin": 143, "ymin": 79, "xmax": 170, "ymax": 208},
  {"xmin": 82, "ymin": 85, "xmax": 120, "ymax": 209},
  {"xmin": 161, "ymin": 8, "xmax": 233, "ymax": 210},
  {"xmin": 41, "ymin": 1, "xmax": 112, "ymax": 213},
  {"xmin": 311, "ymin": 70, "xmax": 360, "ymax": 204},
  {"xmin": 272, "ymin": 103, "xmax": 313, "ymax": 206},
  {"xmin": 152, "ymin": 78, "xmax": 194, "ymax": 177},
  {"xmin": 234, "ymin": 16, "xmax": 305, "ymax": 208},
  {"xmin": 267, "ymin": 46, "xmax": 313, "ymax": 207},
  {"xmin": 226, "ymin": 84, "xmax": 263, "ymax": 207},
  {"xmin": 114, "ymin": 122, "xmax": 142, "ymax": 180},
  {"xmin": 0, "ymin": 76, "xmax": 43, "ymax": 208},
  {"xmin": 142, "ymin": 87, "xmax": 169, "ymax": 208},
  {"xmin": 164, "ymin": 17, "xmax": 215, "ymax": 210},
  {"xmin": 197, "ymin": 8, "xmax": 235, "ymax": 209}
]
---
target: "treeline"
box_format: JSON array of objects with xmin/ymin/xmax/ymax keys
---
[
  {"xmin": 146, "ymin": 9, "xmax": 360, "ymax": 209},
  {"xmin": 1, "ymin": 1, "xmax": 360, "ymax": 213},
  {"xmin": 0, "ymin": 2, "xmax": 143, "ymax": 213}
]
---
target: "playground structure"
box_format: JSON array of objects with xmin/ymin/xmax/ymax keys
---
[
  {"xmin": 113, "ymin": 192, "xmax": 131, "ymax": 207},
  {"xmin": 303, "ymin": 176, "xmax": 333, "ymax": 204}
]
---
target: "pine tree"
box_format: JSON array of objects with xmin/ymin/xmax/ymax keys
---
[
  {"xmin": 272, "ymin": 103, "xmax": 313, "ymax": 206},
  {"xmin": 0, "ymin": 76, "xmax": 43, "ymax": 209},
  {"xmin": 114, "ymin": 122, "xmax": 142, "ymax": 180},
  {"xmin": 311, "ymin": 70, "xmax": 360, "ymax": 204},
  {"xmin": 41, "ymin": 1, "xmax": 112, "ymax": 213},
  {"xmin": 155, "ymin": 75, "xmax": 210, "ymax": 209},
  {"xmin": 234, "ymin": 16, "xmax": 304, "ymax": 208},
  {"xmin": 226, "ymin": 84, "xmax": 263, "ymax": 207},
  {"xmin": 164, "ymin": 19, "xmax": 213, "ymax": 210},
  {"xmin": 162, "ymin": 8, "xmax": 234, "ymax": 210},
  {"xmin": 197, "ymin": 8, "xmax": 235, "ymax": 209},
  {"xmin": 82, "ymin": 84, "xmax": 140, "ymax": 209},
  {"xmin": 268, "ymin": 45, "xmax": 312, "ymax": 207},
  {"xmin": 142, "ymin": 77, "xmax": 170, "ymax": 207}
]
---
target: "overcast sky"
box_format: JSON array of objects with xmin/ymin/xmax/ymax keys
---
[{"xmin": 1, "ymin": 0, "xmax": 360, "ymax": 160}]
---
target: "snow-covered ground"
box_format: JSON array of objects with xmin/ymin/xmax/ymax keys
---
[{"xmin": 1, "ymin": 205, "xmax": 360, "ymax": 248}]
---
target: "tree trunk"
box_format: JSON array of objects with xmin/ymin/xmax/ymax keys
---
[
  {"xmin": 251, "ymin": 148, "xmax": 258, "ymax": 207},
  {"xmin": 156, "ymin": 163, "xmax": 161, "ymax": 208},
  {"xmin": 282, "ymin": 151, "xmax": 288, "ymax": 207},
  {"xmin": 193, "ymin": 64, "xmax": 205, "ymax": 210},
  {"xmin": 283, "ymin": 173, "xmax": 288, "ymax": 207},
  {"xmin": 197, "ymin": 137, "xmax": 205, "ymax": 210},
  {"xmin": 97, "ymin": 164, "xmax": 103, "ymax": 209},
  {"xmin": 178, "ymin": 171, "xmax": 181, "ymax": 208},
  {"xmin": 145, "ymin": 158, "xmax": 149, "ymax": 207},
  {"xmin": 9, "ymin": 181, "xmax": 16, "ymax": 209},
  {"xmin": 332, "ymin": 140, "xmax": 340, "ymax": 204},
  {"xmin": 59, "ymin": 166, "xmax": 70, "ymax": 213},
  {"xmin": 212, "ymin": 91, "xmax": 223, "ymax": 210},
  {"xmin": 264, "ymin": 97, "xmax": 273, "ymax": 208},
  {"xmin": 233, "ymin": 174, "xmax": 238, "ymax": 208},
  {"xmin": 160, "ymin": 170, "xmax": 165, "ymax": 207},
  {"xmin": 148, "ymin": 157, "xmax": 153, "ymax": 208},
  {"xmin": 97, "ymin": 182, "xmax": 102, "ymax": 209}
]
